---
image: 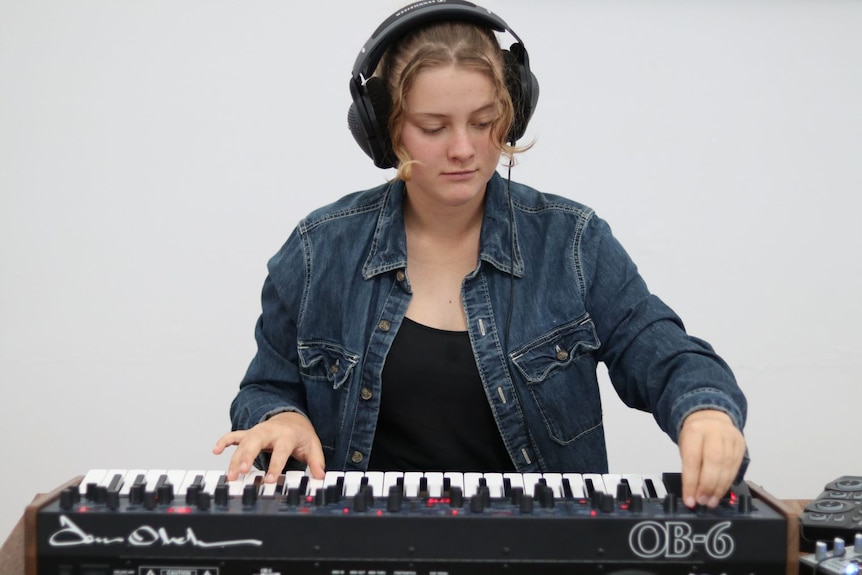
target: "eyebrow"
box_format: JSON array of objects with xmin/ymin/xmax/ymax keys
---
[{"xmin": 410, "ymin": 103, "xmax": 497, "ymax": 119}]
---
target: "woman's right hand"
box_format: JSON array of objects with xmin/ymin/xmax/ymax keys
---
[{"xmin": 212, "ymin": 411, "xmax": 326, "ymax": 482}]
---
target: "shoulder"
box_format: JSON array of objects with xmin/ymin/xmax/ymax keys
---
[
  {"xmin": 507, "ymin": 179, "xmax": 595, "ymax": 221},
  {"xmin": 299, "ymin": 181, "xmax": 396, "ymax": 233}
]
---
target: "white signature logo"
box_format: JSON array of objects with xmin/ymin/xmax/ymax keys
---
[
  {"xmin": 629, "ymin": 520, "xmax": 734, "ymax": 559},
  {"xmin": 48, "ymin": 515, "xmax": 263, "ymax": 548}
]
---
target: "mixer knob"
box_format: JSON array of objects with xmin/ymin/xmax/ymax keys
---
[
  {"xmin": 106, "ymin": 489, "xmax": 120, "ymax": 511},
  {"xmin": 854, "ymin": 533, "xmax": 862, "ymax": 554},
  {"xmin": 663, "ymin": 494, "xmax": 677, "ymax": 514},
  {"xmin": 186, "ymin": 484, "xmax": 201, "ymax": 506},
  {"xmin": 129, "ymin": 484, "xmax": 144, "ymax": 506},
  {"xmin": 196, "ymin": 491, "xmax": 211, "ymax": 511},
  {"xmin": 353, "ymin": 490, "xmax": 368, "ymax": 512},
  {"xmin": 314, "ymin": 488, "xmax": 327, "ymax": 507},
  {"xmin": 470, "ymin": 495, "xmax": 485, "ymax": 514},
  {"xmin": 600, "ymin": 493, "xmax": 615, "ymax": 514},
  {"xmin": 285, "ymin": 487, "xmax": 301, "ymax": 506},
  {"xmin": 158, "ymin": 484, "xmax": 174, "ymax": 505},
  {"xmin": 387, "ymin": 485, "xmax": 403, "ymax": 512},
  {"xmin": 736, "ymin": 493, "xmax": 752, "ymax": 514},
  {"xmin": 814, "ymin": 541, "xmax": 828, "ymax": 562},
  {"xmin": 214, "ymin": 484, "xmax": 230, "ymax": 507},
  {"xmin": 539, "ymin": 485, "xmax": 555, "ymax": 509},
  {"xmin": 833, "ymin": 537, "xmax": 846, "ymax": 557},
  {"xmin": 509, "ymin": 486, "xmax": 524, "ymax": 506},
  {"xmin": 143, "ymin": 490, "xmax": 157, "ymax": 510},
  {"xmin": 616, "ymin": 481, "xmax": 632, "ymax": 502},
  {"xmin": 628, "ymin": 494, "xmax": 643, "ymax": 513},
  {"xmin": 59, "ymin": 487, "xmax": 76, "ymax": 510},
  {"xmin": 519, "ymin": 494, "xmax": 534, "ymax": 514},
  {"xmin": 242, "ymin": 484, "xmax": 258, "ymax": 507},
  {"xmin": 449, "ymin": 486, "xmax": 464, "ymax": 507}
]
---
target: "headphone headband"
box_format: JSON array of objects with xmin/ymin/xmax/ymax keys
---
[{"xmin": 351, "ymin": 0, "xmax": 518, "ymax": 83}]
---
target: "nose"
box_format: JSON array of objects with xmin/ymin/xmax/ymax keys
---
[{"xmin": 447, "ymin": 125, "xmax": 475, "ymax": 161}]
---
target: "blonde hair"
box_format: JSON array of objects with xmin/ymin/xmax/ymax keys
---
[{"xmin": 378, "ymin": 21, "xmax": 528, "ymax": 181}]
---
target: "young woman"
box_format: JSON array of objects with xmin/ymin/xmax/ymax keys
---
[{"xmin": 214, "ymin": 1, "xmax": 747, "ymax": 510}]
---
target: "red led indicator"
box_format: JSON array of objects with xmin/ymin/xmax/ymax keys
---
[
  {"xmin": 77, "ymin": 506, "xmax": 90, "ymax": 513},
  {"xmin": 342, "ymin": 508, "xmax": 350, "ymax": 514},
  {"xmin": 168, "ymin": 507, "xmax": 192, "ymax": 514}
]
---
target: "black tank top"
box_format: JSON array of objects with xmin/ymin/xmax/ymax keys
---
[{"xmin": 368, "ymin": 317, "xmax": 515, "ymax": 472}]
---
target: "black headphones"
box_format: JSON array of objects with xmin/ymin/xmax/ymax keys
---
[{"xmin": 347, "ymin": 0, "xmax": 540, "ymax": 169}]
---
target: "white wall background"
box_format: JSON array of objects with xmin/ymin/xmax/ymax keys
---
[{"xmin": 2, "ymin": 0, "xmax": 860, "ymax": 544}]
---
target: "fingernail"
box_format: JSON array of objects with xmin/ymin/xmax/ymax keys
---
[
  {"xmin": 265, "ymin": 473, "xmax": 275, "ymax": 483},
  {"xmin": 697, "ymin": 495, "xmax": 709, "ymax": 506},
  {"xmin": 708, "ymin": 496, "xmax": 720, "ymax": 508},
  {"xmin": 684, "ymin": 496, "xmax": 695, "ymax": 508}
]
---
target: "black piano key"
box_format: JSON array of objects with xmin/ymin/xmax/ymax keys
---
[{"xmin": 561, "ymin": 477, "xmax": 574, "ymax": 499}]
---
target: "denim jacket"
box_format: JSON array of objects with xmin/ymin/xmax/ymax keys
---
[{"xmin": 230, "ymin": 172, "xmax": 747, "ymax": 474}]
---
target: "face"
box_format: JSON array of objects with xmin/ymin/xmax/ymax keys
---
[{"xmin": 400, "ymin": 65, "xmax": 503, "ymax": 211}]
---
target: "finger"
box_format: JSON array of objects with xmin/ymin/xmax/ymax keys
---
[
  {"xmin": 294, "ymin": 428, "xmax": 326, "ymax": 479},
  {"xmin": 680, "ymin": 443, "xmax": 703, "ymax": 509},
  {"xmin": 226, "ymin": 437, "xmax": 263, "ymax": 481},
  {"xmin": 265, "ymin": 443, "xmax": 294, "ymax": 483},
  {"xmin": 212, "ymin": 430, "xmax": 244, "ymax": 454}
]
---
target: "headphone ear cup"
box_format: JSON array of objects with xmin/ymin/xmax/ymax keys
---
[
  {"xmin": 347, "ymin": 76, "xmax": 395, "ymax": 169},
  {"xmin": 503, "ymin": 45, "xmax": 539, "ymax": 143}
]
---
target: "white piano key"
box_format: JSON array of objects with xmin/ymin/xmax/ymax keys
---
[
  {"xmin": 364, "ymin": 471, "xmax": 384, "ymax": 497},
  {"xmin": 464, "ymin": 472, "xmax": 483, "ymax": 497},
  {"xmin": 522, "ymin": 472, "xmax": 544, "ymax": 497},
  {"xmin": 603, "ymin": 474, "xmax": 622, "ymax": 497},
  {"xmin": 100, "ymin": 469, "xmax": 127, "ymax": 491},
  {"xmin": 563, "ymin": 473, "xmax": 586, "ymax": 498},
  {"xmin": 343, "ymin": 471, "xmax": 366, "ymax": 497},
  {"xmin": 178, "ymin": 470, "xmax": 207, "ymax": 495},
  {"xmin": 323, "ymin": 471, "xmax": 344, "ymax": 492},
  {"xmin": 403, "ymin": 472, "xmax": 424, "ymax": 498},
  {"xmin": 483, "ymin": 473, "xmax": 505, "ymax": 498},
  {"xmin": 305, "ymin": 475, "xmax": 325, "ymax": 497},
  {"xmin": 504, "ymin": 472, "xmax": 525, "ymax": 494},
  {"xmin": 79, "ymin": 469, "xmax": 108, "ymax": 495},
  {"xmin": 283, "ymin": 470, "xmax": 306, "ymax": 493},
  {"xmin": 443, "ymin": 472, "xmax": 464, "ymax": 494},
  {"xmin": 542, "ymin": 472, "xmax": 564, "ymax": 498},
  {"xmin": 260, "ymin": 477, "xmax": 279, "ymax": 497},
  {"xmin": 383, "ymin": 471, "xmax": 404, "ymax": 495},
  {"xmin": 642, "ymin": 473, "xmax": 667, "ymax": 498},
  {"xmin": 165, "ymin": 469, "xmax": 189, "ymax": 491},
  {"xmin": 424, "ymin": 472, "xmax": 444, "ymax": 497}
]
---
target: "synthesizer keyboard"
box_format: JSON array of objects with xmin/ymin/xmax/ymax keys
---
[{"xmin": 27, "ymin": 469, "xmax": 791, "ymax": 575}]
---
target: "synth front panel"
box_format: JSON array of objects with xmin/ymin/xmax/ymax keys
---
[{"xmin": 30, "ymin": 469, "xmax": 789, "ymax": 575}]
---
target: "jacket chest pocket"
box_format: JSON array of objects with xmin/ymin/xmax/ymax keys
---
[
  {"xmin": 298, "ymin": 341, "xmax": 359, "ymax": 390},
  {"xmin": 510, "ymin": 316, "xmax": 603, "ymax": 445}
]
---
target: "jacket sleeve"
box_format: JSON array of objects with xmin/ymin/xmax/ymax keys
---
[
  {"xmin": 230, "ymin": 227, "xmax": 309, "ymax": 433},
  {"xmin": 580, "ymin": 213, "xmax": 747, "ymax": 444}
]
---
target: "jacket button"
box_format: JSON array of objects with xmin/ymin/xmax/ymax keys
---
[
  {"xmin": 396, "ymin": 270, "xmax": 406, "ymax": 282},
  {"xmin": 329, "ymin": 364, "xmax": 340, "ymax": 375},
  {"xmin": 378, "ymin": 319, "xmax": 391, "ymax": 332},
  {"xmin": 360, "ymin": 387, "xmax": 373, "ymax": 400},
  {"xmin": 556, "ymin": 348, "xmax": 569, "ymax": 361},
  {"xmin": 351, "ymin": 451, "xmax": 364, "ymax": 463}
]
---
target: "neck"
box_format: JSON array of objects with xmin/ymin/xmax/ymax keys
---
[{"xmin": 402, "ymin": 191, "xmax": 485, "ymax": 244}]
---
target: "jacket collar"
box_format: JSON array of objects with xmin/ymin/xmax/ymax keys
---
[{"xmin": 362, "ymin": 172, "xmax": 524, "ymax": 280}]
